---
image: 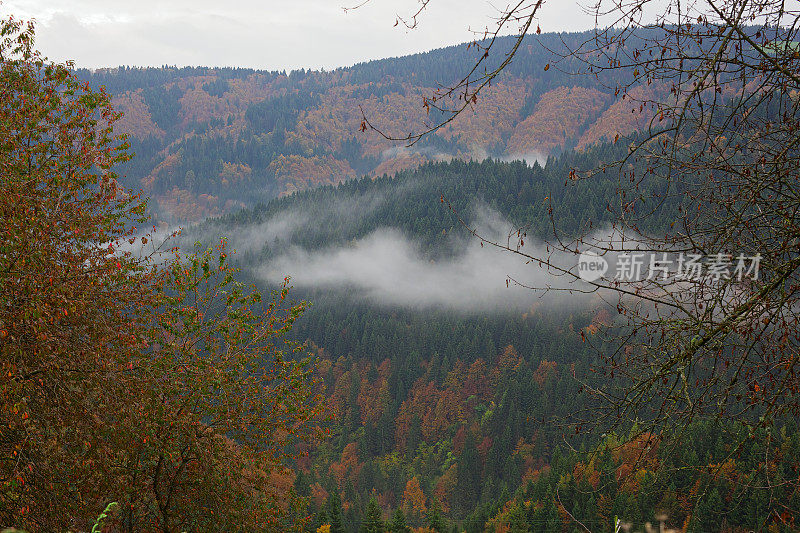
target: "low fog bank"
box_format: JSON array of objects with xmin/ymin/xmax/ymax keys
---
[
  {"xmin": 257, "ymin": 208, "xmax": 601, "ymax": 312},
  {"xmin": 220, "ymin": 178, "xmax": 424, "ymax": 255},
  {"xmin": 379, "ymin": 145, "xmax": 453, "ymax": 162}
]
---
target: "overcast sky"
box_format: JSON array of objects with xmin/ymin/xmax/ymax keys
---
[{"xmin": 0, "ymin": 0, "xmax": 603, "ymax": 70}]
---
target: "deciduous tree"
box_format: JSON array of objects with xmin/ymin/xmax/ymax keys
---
[
  {"xmin": 0, "ymin": 15, "xmax": 152, "ymax": 528},
  {"xmin": 0, "ymin": 16, "xmax": 322, "ymax": 531},
  {"xmin": 118, "ymin": 245, "xmax": 322, "ymax": 532}
]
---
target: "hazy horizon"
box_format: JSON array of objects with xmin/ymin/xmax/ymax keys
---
[{"xmin": 2, "ymin": 0, "xmax": 611, "ymax": 71}]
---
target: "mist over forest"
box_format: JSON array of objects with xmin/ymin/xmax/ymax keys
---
[{"xmin": 4, "ymin": 5, "xmax": 800, "ymax": 532}]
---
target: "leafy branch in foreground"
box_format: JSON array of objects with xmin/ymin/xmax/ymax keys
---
[
  {"xmin": 0, "ymin": 15, "xmax": 323, "ymax": 531},
  {"xmin": 434, "ymin": 0, "xmax": 800, "ymax": 523},
  {"xmin": 117, "ymin": 242, "xmax": 324, "ymax": 532}
]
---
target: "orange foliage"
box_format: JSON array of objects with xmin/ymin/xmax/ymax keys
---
[
  {"xmin": 176, "ymin": 76, "xmax": 253, "ymax": 127},
  {"xmin": 357, "ymin": 361, "xmax": 391, "ymax": 424},
  {"xmin": 143, "ymin": 151, "xmax": 182, "ymax": 191},
  {"xmin": 402, "ymin": 476, "xmax": 427, "ymax": 517},
  {"xmin": 515, "ymin": 436, "xmax": 546, "ymax": 479},
  {"xmin": 593, "ymin": 307, "xmax": 612, "ymax": 326},
  {"xmin": 506, "ymin": 86, "xmax": 610, "ymax": 155},
  {"xmin": 219, "ymin": 161, "xmax": 252, "ymax": 187},
  {"xmin": 371, "ymin": 152, "xmax": 431, "ymax": 177},
  {"xmin": 421, "ymin": 387, "xmax": 461, "ymax": 439},
  {"xmin": 292, "ymin": 80, "xmax": 523, "ymax": 159},
  {"xmin": 295, "ymin": 441, "xmax": 313, "ymax": 473},
  {"xmin": 114, "ymin": 89, "xmax": 165, "ymax": 139},
  {"xmin": 174, "ymin": 73, "xmax": 288, "ymax": 136},
  {"xmin": 532, "ymin": 360, "xmax": 557, "ymax": 388},
  {"xmin": 330, "ymin": 442, "xmax": 363, "ymax": 489},
  {"xmin": 289, "ymin": 83, "xmax": 427, "ymax": 157},
  {"xmin": 329, "ymin": 366, "xmax": 353, "ymax": 420},
  {"xmin": 433, "ymin": 464, "xmax": 458, "ymax": 513},
  {"xmin": 596, "ymin": 493, "xmax": 612, "ymax": 530},
  {"xmin": 497, "ymin": 344, "xmax": 523, "ymax": 376},
  {"xmin": 332, "ymin": 355, "xmax": 350, "ymax": 381},
  {"xmin": 707, "ymin": 458, "xmax": 739, "ymax": 484},
  {"xmin": 269, "ymin": 154, "xmax": 355, "ymax": 197},
  {"xmin": 109, "ymin": 68, "xmax": 688, "ymax": 224},
  {"xmin": 229, "ymin": 73, "xmax": 289, "ymax": 104},
  {"xmin": 573, "ymin": 461, "xmax": 601, "ymax": 490},
  {"xmin": 613, "ymin": 432, "xmax": 660, "ymax": 492},
  {"xmin": 453, "ymin": 426, "xmax": 467, "ymax": 455},
  {"xmin": 613, "ymin": 432, "xmax": 660, "ymax": 466},
  {"xmin": 112, "ymin": 70, "xmax": 683, "ymax": 223},
  {"xmin": 441, "ymin": 81, "xmax": 529, "ymax": 150},
  {"xmin": 521, "ymin": 465, "xmax": 550, "ymax": 486},
  {"xmin": 478, "ymin": 436, "xmax": 493, "ymax": 460},
  {"xmin": 155, "ymin": 187, "xmax": 231, "ymax": 222},
  {"xmin": 484, "ymin": 499, "xmax": 534, "ymax": 533},
  {"xmin": 395, "ymin": 379, "xmax": 438, "ymax": 451},
  {"xmin": 576, "ymin": 84, "xmax": 665, "ymax": 149},
  {"xmin": 557, "ymin": 501, "xmax": 572, "ymax": 528},
  {"xmin": 396, "ymin": 359, "xmax": 495, "ymax": 451},
  {"xmin": 268, "ymin": 466, "xmax": 298, "ymax": 511}
]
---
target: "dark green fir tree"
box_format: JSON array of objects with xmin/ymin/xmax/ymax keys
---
[{"xmin": 361, "ymin": 496, "xmax": 385, "ymax": 533}]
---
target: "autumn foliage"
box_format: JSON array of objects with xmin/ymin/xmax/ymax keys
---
[
  {"xmin": 88, "ymin": 37, "xmax": 680, "ymax": 222},
  {"xmin": 0, "ymin": 18, "xmax": 321, "ymax": 531},
  {"xmin": 0, "ymin": 16, "xmax": 150, "ymax": 527}
]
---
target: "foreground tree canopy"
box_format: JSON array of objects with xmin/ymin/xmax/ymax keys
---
[{"xmin": 0, "ymin": 17, "xmax": 322, "ymax": 531}]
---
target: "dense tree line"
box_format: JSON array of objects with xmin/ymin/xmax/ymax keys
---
[
  {"xmin": 189, "ymin": 151, "xmax": 798, "ymax": 531},
  {"xmin": 210, "ymin": 145, "xmax": 676, "ymax": 257}
]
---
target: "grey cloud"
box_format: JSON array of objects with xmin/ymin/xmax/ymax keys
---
[
  {"xmin": 3, "ymin": 0, "xmax": 601, "ymax": 69},
  {"xmin": 256, "ymin": 208, "xmax": 598, "ymax": 312},
  {"xmin": 219, "ymin": 178, "xmax": 422, "ymax": 254}
]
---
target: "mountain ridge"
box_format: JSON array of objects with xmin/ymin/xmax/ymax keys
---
[{"xmin": 77, "ymin": 31, "xmax": 651, "ymax": 222}]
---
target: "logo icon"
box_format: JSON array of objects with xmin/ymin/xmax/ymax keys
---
[{"xmin": 577, "ymin": 251, "xmax": 608, "ymax": 282}]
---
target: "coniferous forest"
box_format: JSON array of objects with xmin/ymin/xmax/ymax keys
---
[
  {"xmin": 2, "ymin": 3, "xmax": 800, "ymax": 532},
  {"xmin": 192, "ymin": 156, "xmax": 800, "ymax": 533}
]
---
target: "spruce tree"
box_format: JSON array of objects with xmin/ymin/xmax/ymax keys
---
[
  {"xmin": 328, "ymin": 492, "xmax": 346, "ymax": 533},
  {"xmin": 387, "ymin": 508, "xmax": 410, "ymax": 533},
  {"xmin": 426, "ymin": 499, "xmax": 448, "ymax": 533},
  {"xmin": 361, "ymin": 497, "xmax": 385, "ymax": 533}
]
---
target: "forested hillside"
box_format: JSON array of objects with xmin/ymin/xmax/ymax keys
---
[
  {"xmin": 190, "ymin": 154, "xmax": 800, "ymax": 532},
  {"xmin": 6, "ymin": 0, "xmax": 800, "ymax": 528},
  {"xmin": 78, "ymin": 31, "xmax": 654, "ymax": 222}
]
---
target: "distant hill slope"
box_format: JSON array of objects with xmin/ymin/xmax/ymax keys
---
[{"xmin": 79, "ymin": 31, "xmax": 652, "ymax": 222}]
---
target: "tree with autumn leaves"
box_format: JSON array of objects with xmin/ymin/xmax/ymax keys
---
[{"xmin": 0, "ymin": 16, "xmax": 321, "ymax": 531}]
